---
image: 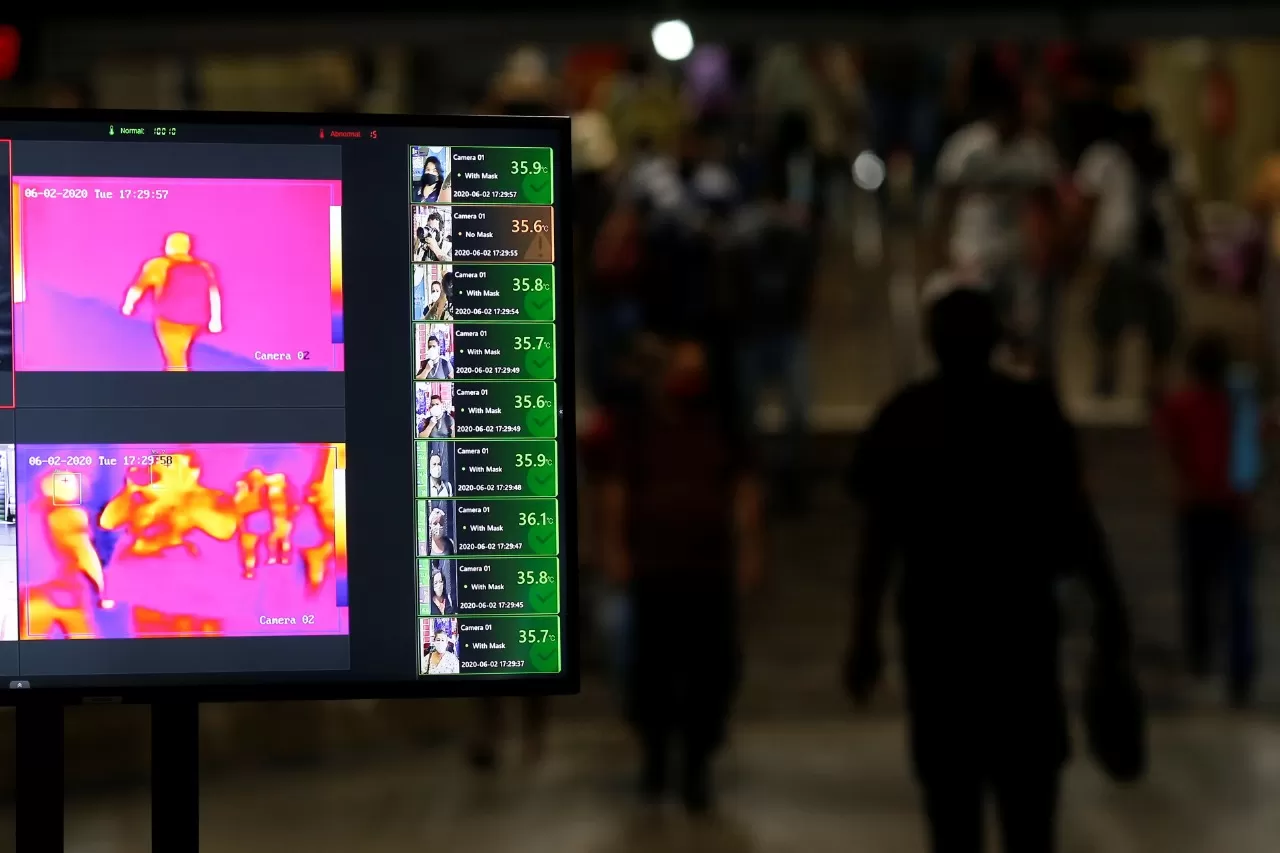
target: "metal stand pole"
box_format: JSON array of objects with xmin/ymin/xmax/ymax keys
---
[{"xmin": 152, "ymin": 702, "xmax": 201, "ymax": 852}]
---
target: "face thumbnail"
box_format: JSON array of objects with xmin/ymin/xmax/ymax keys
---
[
  {"xmin": 414, "ymin": 263, "xmax": 453, "ymax": 321},
  {"xmin": 416, "ymin": 382, "xmax": 454, "ymax": 438},
  {"xmin": 421, "ymin": 616, "xmax": 459, "ymax": 675},
  {"xmin": 420, "ymin": 558, "xmax": 457, "ymax": 616},
  {"xmin": 11, "ymin": 176, "xmax": 343, "ymax": 372},
  {"xmin": 413, "ymin": 206, "xmax": 453, "ymax": 263},
  {"xmin": 0, "ymin": 446, "xmax": 16, "ymax": 642},
  {"xmin": 16, "ymin": 443, "xmax": 348, "ymax": 640},
  {"xmin": 412, "ymin": 146, "xmax": 451, "ymax": 204},
  {"xmin": 415, "ymin": 324, "xmax": 454, "ymax": 380},
  {"xmin": 425, "ymin": 500, "xmax": 456, "ymax": 557},
  {"xmin": 425, "ymin": 442, "xmax": 454, "ymax": 498}
]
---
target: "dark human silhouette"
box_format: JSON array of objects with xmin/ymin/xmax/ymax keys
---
[
  {"xmin": 1155, "ymin": 333, "xmax": 1258, "ymax": 706},
  {"xmin": 598, "ymin": 335, "xmax": 762, "ymax": 814},
  {"xmin": 845, "ymin": 289, "xmax": 1132, "ymax": 853},
  {"xmin": 467, "ymin": 696, "xmax": 549, "ymax": 770}
]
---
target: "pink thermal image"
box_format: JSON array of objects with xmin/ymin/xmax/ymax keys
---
[
  {"xmin": 13, "ymin": 177, "xmax": 340, "ymax": 371},
  {"xmin": 18, "ymin": 443, "xmax": 347, "ymax": 639}
]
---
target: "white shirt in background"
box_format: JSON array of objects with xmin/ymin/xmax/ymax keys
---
[
  {"xmin": 936, "ymin": 121, "xmax": 1060, "ymax": 276},
  {"xmin": 1075, "ymin": 141, "xmax": 1197, "ymax": 263}
]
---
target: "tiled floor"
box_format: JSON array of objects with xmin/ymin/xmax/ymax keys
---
[{"xmin": 0, "ymin": 714, "xmax": 1277, "ymax": 852}]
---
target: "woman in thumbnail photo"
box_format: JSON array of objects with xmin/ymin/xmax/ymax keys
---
[
  {"xmin": 428, "ymin": 563, "xmax": 456, "ymax": 615},
  {"xmin": 427, "ymin": 505, "xmax": 456, "ymax": 556},
  {"xmin": 423, "ymin": 618, "xmax": 459, "ymax": 675},
  {"xmin": 414, "ymin": 265, "xmax": 454, "ymax": 321},
  {"xmin": 412, "ymin": 147, "xmax": 452, "ymax": 204},
  {"xmin": 426, "ymin": 271, "xmax": 454, "ymax": 321}
]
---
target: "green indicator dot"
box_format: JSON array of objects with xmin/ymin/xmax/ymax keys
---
[
  {"xmin": 530, "ymin": 642, "xmax": 560, "ymax": 672},
  {"xmin": 520, "ymin": 171, "xmax": 552, "ymax": 205},
  {"xmin": 524, "ymin": 349, "xmax": 555, "ymax": 379},
  {"xmin": 526, "ymin": 523, "xmax": 557, "ymax": 556},
  {"xmin": 525, "ymin": 465, "xmax": 556, "ymax": 497},
  {"xmin": 523, "ymin": 291, "xmax": 554, "ymax": 321},
  {"xmin": 525, "ymin": 408, "xmax": 555, "ymax": 438}
]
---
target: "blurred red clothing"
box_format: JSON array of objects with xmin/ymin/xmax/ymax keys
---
[{"xmin": 1156, "ymin": 385, "xmax": 1234, "ymax": 507}]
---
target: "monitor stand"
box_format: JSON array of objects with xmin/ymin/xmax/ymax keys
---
[{"xmin": 16, "ymin": 701, "xmax": 201, "ymax": 852}]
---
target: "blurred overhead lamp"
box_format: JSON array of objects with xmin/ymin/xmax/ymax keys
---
[
  {"xmin": 651, "ymin": 20, "xmax": 694, "ymax": 63},
  {"xmin": 852, "ymin": 151, "xmax": 886, "ymax": 192}
]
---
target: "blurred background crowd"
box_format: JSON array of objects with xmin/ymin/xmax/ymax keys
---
[{"xmin": 6, "ymin": 10, "xmax": 1280, "ymax": 852}]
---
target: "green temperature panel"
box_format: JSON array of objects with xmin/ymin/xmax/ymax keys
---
[
  {"xmin": 448, "ymin": 322, "xmax": 556, "ymax": 380},
  {"xmin": 447, "ymin": 147, "xmax": 553, "ymax": 205},
  {"xmin": 416, "ymin": 439, "xmax": 557, "ymax": 498},
  {"xmin": 420, "ymin": 615, "xmax": 561, "ymax": 675},
  {"xmin": 418, "ymin": 557, "xmax": 559, "ymax": 615},
  {"xmin": 412, "ymin": 380, "xmax": 556, "ymax": 439},
  {"xmin": 448, "ymin": 264, "xmax": 554, "ymax": 321},
  {"xmin": 416, "ymin": 497, "xmax": 558, "ymax": 557},
  {"xmin": 412, "ymin": 141, "xmax": 560, "ymax": 679}
]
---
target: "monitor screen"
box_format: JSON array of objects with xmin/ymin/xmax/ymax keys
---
[{"xmin": 0, "ymin": 110, "xmax": 575, "ymax": 702}]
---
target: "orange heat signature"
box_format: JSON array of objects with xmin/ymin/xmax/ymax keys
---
[
  {"xmin": 20, "ymin": 448, "xmax": 343, "ymax": 639},
  {"xmin": 301, "ymin": 445, "xmax": 345, "ymax": 589}
]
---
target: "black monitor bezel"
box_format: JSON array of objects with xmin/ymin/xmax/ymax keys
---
[{"xmin": 0, "ymin": 107, "xmax": 579, "ymax": 706}]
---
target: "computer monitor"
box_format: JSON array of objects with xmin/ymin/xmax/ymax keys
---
[{"xmin": 0, "ymin": 109, "xmax": 576, "ymax": 703}]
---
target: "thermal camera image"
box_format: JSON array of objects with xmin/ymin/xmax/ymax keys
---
[
  {"xmin": 16, "ymin": 443, "xmax": 347, "ymax": 640},
  {"xmin": 11, "ymin": 176, "xmax": 344, "ymax": 372}
]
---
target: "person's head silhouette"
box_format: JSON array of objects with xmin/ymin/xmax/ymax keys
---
[
  {"xmin": 1186, "ymin": 332, "xmax": 1229, "ymax": 389},
  {"xmin": 164, "ymin": 232, "xmax": 192, "ymax": 258},
  {"xmin": 927, "ymin": 288, "xmax": 1000, "ymax": 377}
]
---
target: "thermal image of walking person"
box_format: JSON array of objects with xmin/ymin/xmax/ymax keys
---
[
  {"xmin": 121, "ymin": 232, "xmax": 224, "ymax": 371},
  {"xmin": 20, "ymin": 471, "xmax": 115, "ymax": 640}
]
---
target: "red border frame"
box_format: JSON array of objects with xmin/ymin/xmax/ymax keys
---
[{"xmin": 1, "ymin": 138, "xmax": 15, "ymax": 408}]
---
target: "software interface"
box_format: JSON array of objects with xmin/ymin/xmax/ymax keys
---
[{"xmin": 0, "ymin": 116, "xmax": 567, "ymax": 692}]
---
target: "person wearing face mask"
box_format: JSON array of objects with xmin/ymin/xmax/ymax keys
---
[
  {"xmin": 416, "ymin": 335, "xmax": 454, "ymax": 380},
  {"xmin": 424, "ymin": 628, "xmax": 460, "ymax": 675},
  {"xmin": 423, "ymin": 275, "xmax": 453, "ymax": 321},
  {"xmin": 415, "ymin": 155, "xmax": 451, "ymax": 204},
  {"xmin": 427, "ymin": 451, "xmax": 453, "ymax": 497},
  {"xmin": 421, "ymin": 394, "xmax": 454, "ymax": 438},
  {"xmin": 428, "ymin": 506, "xmax": 456, "ymax": 556},
  {"xmin": 428, "ymin": 565, "xmax": 456, "ymax": 615},
  {"xmin": 597, "ymin": 335, "xmax": 763, "ymax": 814}
]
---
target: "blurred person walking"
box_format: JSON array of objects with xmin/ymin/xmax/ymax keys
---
[
  {"xmin": 723, "ymin": 167, "xmax": 817, "ymax": 508},
  {"xmin": 1076, "ymin": 108, "xmax": 1203, "ymax": 404},
  {"xmin": 862, "ymin": 42, "xmax": 945, "ymax": 217},
  {"xmin": 597, "ymin": 335, "xmax": 762, "ymax": 814},
  {"xmin": 932, "ymin": 54, "xmax": 1064, "ymax": 382},
  {"xmin": 467, "ymin": 696, "xmax": 549, "ymax": 770},
  {"xmin": 1247, "ymin": 147, "xmax": 1280, "ymax": 399},
  {"xmin": 1154, "ymin": 334, "xmax": 1259, "ymax": 706},
  {"xmin": 845, "ymin": 289, "xmax": 1134, "ymax": 853}
]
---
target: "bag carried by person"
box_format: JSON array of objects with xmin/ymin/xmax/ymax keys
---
[{"xmin": 1082, "ymin": 655, "xmax": 1147, "ymax": 782}]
